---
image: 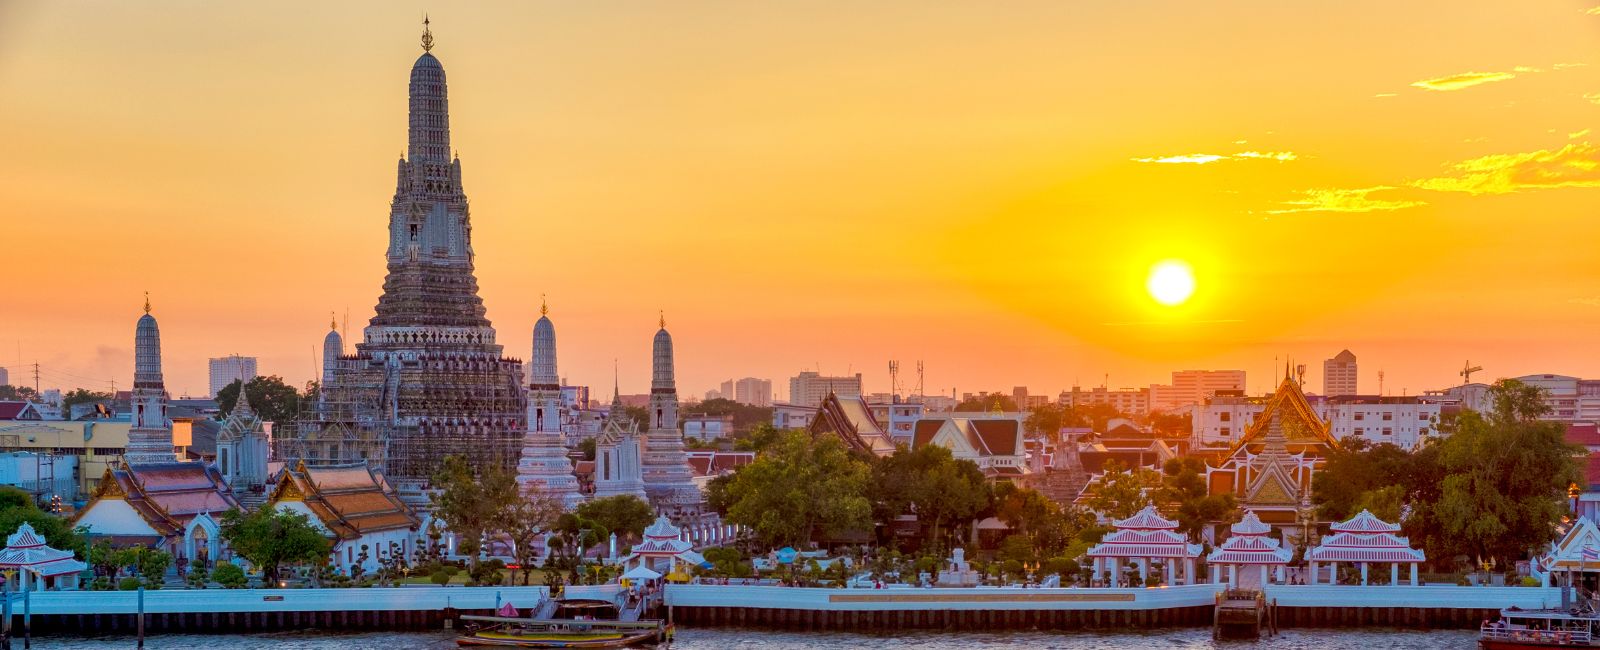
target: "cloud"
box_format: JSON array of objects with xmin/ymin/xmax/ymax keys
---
[
  {"xmin": 1554, "ymin": 63, "xmax": 1588, "ymax": 70},
  {"xmin": 1570, "ymin": 297, "xmax": 1600, "ymax": 307},
  {"xmin": 1586, "ymin": 92, "xmax": 1600, "ymax": 105},
  {"xmin": 1267, "ymin": 186, "xmax": 1426, "ymax": 214},
  {"xmin": 1374, "ymin": 92, "xmax": 1398, "ymax": 98},
  {"xmin": 1573, "ymin": 129, "xmax": 1592, "ymax": 139},
  {"xmin": 1587, "ymin": 5, "xmax": 1600, "ymax": 14},
  {"xmin": 1412, "ymin": 143, "xmax": 1600, "ymax": 195},
  {"xmin": 1132, "ymin": 151, "xmax": 1297, "ymax": 164},
  {"xmin": 1411, "ymin": 71, "xmax": 1518, "ymax": 91}
]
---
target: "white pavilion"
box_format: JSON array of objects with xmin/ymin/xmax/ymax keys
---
[
  {"xmin": 1206, "ymin": 510, "xmax": 1292, "ymax": 589},
  {"xmin": 1085, "ymin": 505, "xmax": 1202, "ymax": 587},
  {"xmin": 1305, "ymin": 509, "xmax": 1425, "ymax": 585},
  {"xmin": 0, "ymin": 522, "xmax": 86, "ymax": 591}
]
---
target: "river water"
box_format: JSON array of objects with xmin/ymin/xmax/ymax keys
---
[{"xmin": 35, "ymin": 628, "xmax": 1477, "ymax": 649}]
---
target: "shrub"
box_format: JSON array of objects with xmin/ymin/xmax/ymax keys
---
[
  {"xmin": 90, "ymin": 576, "xmax": 112, "ymax": 591},
  {"xmin": 117, "ymin": 577, "xmax": 143, "ymax": 591},
  {"xmin": 1521, "ymin": 576, "xmax": 1541, "ymax": 587},
  {"xmin": 430, "ymin": 566, "xmax": 457, "ymax": 586},
  {"xmin": 213, "ymin": 563, "xmax": 248, "ymax": 589}
]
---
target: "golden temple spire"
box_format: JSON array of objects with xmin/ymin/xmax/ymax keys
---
[
  {"xmin": 541, "ymin": 294, "xmax": 548, "ymax": 317},
  {"xmin": 659, "ymin": 310, "xmax": 665, "ymax": 330},
  {"xmin": 143, "ymin": 291, "xmax": 151, "ymax": 314},
  {"xmin": 421, "ymin": 14, "xmax": 434, "ymax": 53},
  {"xmin": 330, "ymin": 311, "xmax": 338, "ymax": 331}
]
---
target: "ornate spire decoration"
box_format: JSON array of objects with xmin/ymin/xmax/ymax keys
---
[
  {"xmin": 659, "ymin": 310, "xmax": 665, "ymax": 330},
  {"xmin": 144, "ymin": 291, "xmax": 151, "ymax": 314},
  {"xmin": 421, "ymin": 15, "xmax": 434, "ymax": 53},
  {"xmin": 330, "ymin": 311, "xmax": 338, "ymax": 331},
  {"xmin": 541, "ymin": 294, "xmax": 548, "ymax": 317}
]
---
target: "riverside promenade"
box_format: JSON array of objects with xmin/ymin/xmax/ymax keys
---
[
  {"xmin": 8, "ymin": 585, "xmax": 620, "ymax": 634},
  {"xmin": 664, "ymin": 583, "xmax": 1563, "ymax": 630}
]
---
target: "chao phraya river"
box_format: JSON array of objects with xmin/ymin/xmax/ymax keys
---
[{"xmin": 41, "ymin": 627, "xmax": 1475, "ymax": 648}]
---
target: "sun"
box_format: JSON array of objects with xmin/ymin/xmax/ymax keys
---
[{"xmin": 1146, "ymin": 260, "xmax": 1196, "ymax": 306}]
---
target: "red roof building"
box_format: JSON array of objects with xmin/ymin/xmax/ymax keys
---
[
  {"xmin": 1305, "ymin": 509, "xmax": 1425, "ymax": 585},
  {"xmin": 1085, "ymin": 505, "xmax": 1202, "ymax": 587}
]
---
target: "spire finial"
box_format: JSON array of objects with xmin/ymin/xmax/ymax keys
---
[
  {"xmin": 541, "ymin": 294, "xmax": 548, "ymax": 317},
  {"xmin": 143, "ymin": 291, "xmax": 151, "ymax": 314},
  {"xmin": 330, "ymin": 311, "xmax": 338, "ymax": 331},
  {"xmin": 613, "ymin": 359, "xmax": 620, "ymax": 399},
  {"xmin": 659, "ymin": 310, "xmax": 665, "ymax": 330},
  {"xmin": 421, "ymin": 14, "xmax": 434, "ymax": 53}
]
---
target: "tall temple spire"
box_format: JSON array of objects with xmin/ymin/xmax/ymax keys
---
[
  {"xmin": 124, "ymin": 303, "xmax": 174, "ymax": 465},
  {"xmin": 420, "ymin": 14, "xmax": 434, "ymax": 53}
]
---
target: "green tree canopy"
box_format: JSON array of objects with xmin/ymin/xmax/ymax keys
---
[
  {"xmin": 430, "ymin": 455, "xmax": 519, "ymax": 568},
  {"xmin": 1084, "ymin": 459, "xmax": 1158, "ymax": 520},
  {"xmin": 574, "ymin": 495, "xmax": 655, "ymax": 544},
  {"xmin": 219, "ymin": 508, "xmax": 330, "ymax": 585},
  {"xmin": 0, "ymin": 385, "xmax": 38, "ymax": 402},
  {"xmin": 1154, "ymin": 457, "xmax": 1237, "ymax": 542},
  {"xmin": 1311, "ymin": 438, "xmax": 1414, "ymax": 521},
  {"xmin": 216, "ymin": 375, "xmax": 302, "ymax": 424},
  {"xmin": 1424, "ymin": 379, "xmax": 1583, "ymax": 568},
  {"xmin": 0, "ymin": 486, "xmax": 84, "ymax": 554},
  {"xmin": 955, "ymin": 395, "xmax": 1018, "ymax": 412},
  {"xmin": 503, "ymin": 488, "xmax": 564, "ymax": 585},
  {"xmin": 1023, "ymin": 404, "xmax": 1065, "ymax": 437},
  {"xmin": 684, "ymin": 398, "xmax": 775, "ymax": 434},
  {"xmin": 732, "ymin": 423, "xmax": 784, "ymax": 451},
  {"xmin": 721, "ymin": 429, "xmax": 873, "ymax": 547},
  {"xmin": 60, "ymin": 388, "xmax": 113, "ymax": 418},
  {"xmin": 873, "ymin": 444, "xmax": 992, "ymax": 548}
]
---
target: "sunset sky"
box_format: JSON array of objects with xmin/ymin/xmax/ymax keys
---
[{"xmin": 2, "ymin": 1, "xmax": 1598, "ymax": 400}]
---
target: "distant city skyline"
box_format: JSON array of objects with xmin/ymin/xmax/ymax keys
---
[{"xmin": 3, "ymin": 2, "xmax": 1598, "ymax": 400}]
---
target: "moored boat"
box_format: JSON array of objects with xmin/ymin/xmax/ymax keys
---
[{"xmin": 1480, "ymin": 608, "xmax": 1600, "ymax": 648}]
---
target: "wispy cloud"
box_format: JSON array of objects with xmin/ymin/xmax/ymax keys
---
[
  {"xmin": 1267, "ymin": 187, "xmax": 1426, "ymax": 214},
  {"xmin": 1587, "ymin": 5, "xmax": 1600, "ymax": 14},
  {"xmin": 1585, "ymin": 92, "xmax": 1600, "ymax": 105},
  {"xmin": 1411, "ymin": 71, "xmax": 1518, "ymax": 91},
  {"xmin": 1572, "ymin": 129, "xmax": 1592, "ymax": 139},
  {"xmin": 1374, "ymin": 92, "xmax": 1398, "ymax": 98},
  {"xmin": 1133, "ymin": 151, "xmax": 1298, "ymax": 164},
  {"xmin": 1412, "ymin": 143, "xmax": 1600, "ymax": 195},
  {"xmin": 1570, "ymin": 297, "xmax": 1600, "ymax": 307}
]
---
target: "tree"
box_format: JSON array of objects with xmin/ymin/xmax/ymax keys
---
[
  {"xmin": 621, "ymin": 406, "xmax": 651, "ymax": 431},
  {"xmin": 219, "ymin": 508, "xmax": 331, "ymax": 586},
  {"xmin": 955, "ymin": 395, "xmax": 1018, "ymax": 413},
  {"xmin": 732, "ymin": 423, "xmax": 784, "ymax": 451},
  {"xmin": 1084, "ymin": 460, "xmax": 1157, "ymax": 520},
  {"xmin": 721, "ymin": 429, "xmax": 873, "ymax": 547},
  {"xmin": 212, "ymin": 562, "xmax": 247, "ymax": 588},
  {"xmin": 577, "ymin": 437, "xmax": 597, "ymax": 461},
  {"xmin": 504, "ymin": 488, "xmax": 565, "ymax": 586},
  {"xmin": 0, "ymin": 486, "xmax": 85, "ymax": 554},
  {"xmin": 991, "ymin": 482, "xmax": 1090, "ymax": 557},
  {"xmin": 0, "ymin": 385, "xmax": 38, "ymax": 402},
  {"xmin": 1024, "ymin": 404, "xmax": 1065, "ymax": 437},
  {"xmin": 1311, "ymin": 438, "xmax": 1413, "ymax": 521},
  {"xmin": 60, "ymin": 388, "xmax": 113, "ymax": 418},
  {"xmin": 684, "ymin": 398, "xmax": 775, "ymax": 434},
  {"xmin": 1424, "ymin": 379, "xmax": 1583, "ymax": 569},
  {"xmin": 575, "ymin": 495, "xmax": 655, "ymax": 544},
  {"xmin": 873, "ymin": 445, "xmax": 992, "ymax": 548},
  {"xmin": 216, "ymin": 376, "xmax": 302, "ymax": 424},
  {"xmin": 1154, "ymin": 457, "xmax": 1237, "ymax": 542},
  {"xmin": 431, "ymin": 455, "xmax": 519, "ymax": 569},
  {"xmin": 1149, "ymin": 412, "xmax": 1193, "ymax": 437}
]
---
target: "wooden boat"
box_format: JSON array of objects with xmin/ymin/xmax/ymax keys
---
[
  {"xmin": 1481, "ymin": 608, "xmax": 1600, "ymax": 648},
  {"xmin": 457, "ymin": 614, "xmax": 668, "ymax": 649}
]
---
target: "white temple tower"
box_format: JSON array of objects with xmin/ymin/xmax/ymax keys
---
[
  {"xmin": 124, "ymin": 295, "xmax": 175, "ymax": 465},
  {"xmin": 216, "ymin": 387, "xmax": 270, "ymax": 506},
  {"xmin": 516, "ymin": 299, "xmax": 584, "ymax": 509},
  {"xmin": 640, "ymin": 315, "xmax": 701, "ymax": 515},
  {"xmin": 321, "ymin": 314, "xmax": 342, "ymax": 388}
]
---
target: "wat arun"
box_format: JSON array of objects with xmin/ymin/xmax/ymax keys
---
[{"xmin": 287, "ymin": 20, "xmax": 527, "ymax": 490}]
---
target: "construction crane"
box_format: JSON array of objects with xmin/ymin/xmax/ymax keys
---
[{"xmin": 1460, "ymin": 361, "xmax": 1483, "ymax": 386}]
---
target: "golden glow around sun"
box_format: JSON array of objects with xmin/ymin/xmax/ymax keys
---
[{"xmin": 1146, "ymin": 260, "xmax": 1196, "ymax": 306}]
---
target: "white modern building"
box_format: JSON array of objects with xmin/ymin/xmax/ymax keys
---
[
  {"xmin": 1323, "ymin": 350, "xmax": 1357, "ymax": 397},
  {"xmin": 771, "ymin": 402, "xmax": 816, "ymax": 430},
  {"xmin": 733, "ymin": 377, "xmax": 772, "ymax": 407},
  {"xmin": 683, "ymin": 414, "xmax": 734, "ymax": 441},
  {"xmin": 1192, "ymin": 391, "xmax": 1440, "ymax": 449},
  {"xmin": 207, "ymin": 355, "xmax": 258, "ymax": 397},
  {"xmin": 788, "ymin": 371, "xmax": 862, "ymax": 408},
  {"xmin": 1150, "ymin": 370, "xmax": 1247, "ymax": 412},
  {"xmin": 1059, "ymin": 386, "xmax": 1150, "ymax": 417},
  {"xmin": 867, "ymin": 398, "xmax": 926, "ymax": 447}
]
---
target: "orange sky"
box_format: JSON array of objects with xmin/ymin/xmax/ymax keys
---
[{"xmin": 2, "ymin": 1, "xmax": 1598, "ymax": 400}]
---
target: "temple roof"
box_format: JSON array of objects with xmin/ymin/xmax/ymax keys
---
[
  {"xmin": 810, "ymin": 393, "xmax": 896, "ymax": 457},
  {"xmin": 1227, "ymin": 375, "xmax": 1337, "ymax": 458},
  {"xmin": 912, "ymin": 418, "xmax": 1020, "ymax": 457},
  {"xmin": 1231, "ymin": 511, "xmax": 1274, "ymax": 536},
  {"xmin": 0, "ymin": 522, "xmax": 85, "ymax": 576},
  {"xmin": 1306, "ymin": 531, "xmax": 1425, "ymax": 563},
  {"xmin": 1330, "ymin": 509, "xmax": 1401, "ymax": 533},
  {"xmin": 270, "ymin": 462, "xmax": 418, "ymax": 540},
  {"xmin": 1113, "ymin": 505, "xmax": 1180, "ymax": 530},
  {"xmin": 77, "ymin": 461, "xmax": 240, "ymax": 538}
]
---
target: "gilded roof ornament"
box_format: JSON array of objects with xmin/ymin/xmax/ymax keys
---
[
  {"xmin": 143, "ymin": 291, "xmax": 151, "ymax": 314},
  {"xmin": 421, "ymin": 15, "xmax": 434, "ymax": 53},
  {"xmin": 541, "ymin": 294, "xmax": 548, "ymax": 317},
  {"xmin": 331, "ymin": 311, "xmax": 338, "ymax": 331},
  {"xmin": 659, "ymin": 310, "xmax": 665, "ymax": 330}
]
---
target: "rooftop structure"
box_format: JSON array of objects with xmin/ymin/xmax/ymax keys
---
[
  {"xmin": 1305, "ymin": 509, "xmax": 1425, "ymax": 585},
  {"xmin": 270, "ymin": 461, "xmax": 420, "ymax": 574},
  {"xmin": 911, "ymin": 417, "xmax": 1029, "ymax": 481},
  {"xmin": 1206, "ymin": 511, "xmax": 1292, "ymax": 589},
  {"xmin": 74, "ymin": 462, "xmax": 240, "ymax": 565},
  {"xmin": 1084, "ymin": 505, "xmax": 1202, "ymax": 587},
  {"xmin": 0, "ymin": 522, "xmax": 87, "ymax": 591},
  {"xmin": 809, "ymin": 393, "xmax": 897, "ymax": 457}
]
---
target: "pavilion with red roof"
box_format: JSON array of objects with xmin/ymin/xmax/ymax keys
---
[
  {"xmin": 620, "ymin": 516, "xmax": 709, "ymax": 582},
  {"xmin": 1085, "ymin": 505, "xmax": 1202, "ymax": 587},
  {"xmin": 0, "ymin": 522, "xmax": 87, "ymax": 591},
  {"xmin": 1206, "ymin": 510, "xmax": 1292, "ymax": 589},
  {"xmin": 1305, "ymin": 509, "xmax": 1425, "ymax": 585}
]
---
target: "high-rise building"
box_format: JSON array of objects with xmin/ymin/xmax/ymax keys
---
[
  {"xmin": 1324, "ymin": 350, "xmax": 1358, "ymax": 396},
  {"xmin": 0, "ymin": 367, "xmax": 9, "ymax": 388},
  {"xmin": 208, "ymin": 355, "xmax": 258, "ymax": 397},
  {"xmin": 789, "ymin": 371, "xmax": 863, "ymax": 408},
  {"xmin": 1152, "ymin": 370, "xmax": 1247, "ymax": 412},
  {"xmin": 719, "ymin": 380, "xmax": 734, "ymax": 401},
  {"xmin": 289, "ymin": 23, "xmax": 527, "ymax": 487},
  {"xmin": 733, "ymin": 377, "xmax": 772, "ymax": 407}
]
